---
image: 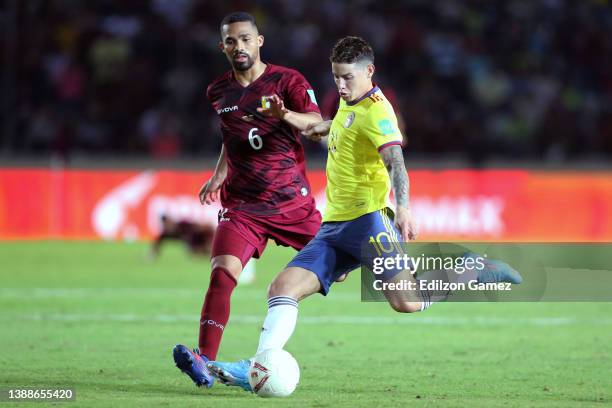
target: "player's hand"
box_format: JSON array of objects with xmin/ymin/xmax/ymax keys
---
[
  {"xmin": 301, "ymin": 120, "xmax": 331, "ymax": 142},
  {"xmin": 257, "ymin": 94, "xmax": 289, "ymax": 119},
  {"xmin": 394, "ymin": 206, "xmax": 418, "ymax": 241},
  {"xmin": 199, "ymin": 176, "xmax": 223, "ymax": 205}
]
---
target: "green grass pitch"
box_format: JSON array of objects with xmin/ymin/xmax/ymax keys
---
[{"xmin": 1, "ymin": 241, "xmax": 610, "ymax": 407}]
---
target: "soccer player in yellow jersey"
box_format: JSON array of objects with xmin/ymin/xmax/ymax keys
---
[{"xmin": 207, "ymin": 37, "xmax": 522, "ymax": 391}]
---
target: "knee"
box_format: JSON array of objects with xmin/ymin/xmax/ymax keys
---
[
  {"xmin": 268, "ymin": 275, "xmax": 295, "ymax": 298},
  {"xmin": 267, "ymin": 268, "xmax": 313, "ymax": 300},
  {"xmin": 210, "ymin": 256, "xmax": 242, "ymax": 281},
  {"xmin": 388, "ymin": 300, "xmax": 422, "ymax": 314}
]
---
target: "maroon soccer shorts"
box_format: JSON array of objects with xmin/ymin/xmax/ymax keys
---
[{"xmin": 211, "ymin": 204, "xmax": 322, "ymax": 266}]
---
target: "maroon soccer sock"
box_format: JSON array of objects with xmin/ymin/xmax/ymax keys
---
[{"xmin": 198, "ymin": 266, "xmax": 237, "ymax": 360}]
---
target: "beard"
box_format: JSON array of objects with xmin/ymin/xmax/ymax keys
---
[{"xmin": 231, "ymin": 53, "xmax": 255, "ymax": 71}]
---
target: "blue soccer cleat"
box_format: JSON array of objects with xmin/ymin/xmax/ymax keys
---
[
  {"xmin": 172, "ymin": 344, "xmax": 215, "ymax": 388},
  {"xmin": 464, "ymin": 252, "xmax": 523, "ymax": 284},
  {"xmin": 207, "ymin": 359, "xmax": 253, "ymax": 392}
]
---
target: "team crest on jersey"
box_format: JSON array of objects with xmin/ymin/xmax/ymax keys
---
[{"xmin": 343, "ymin": 112, "xmax": 355, "ymax": 128}]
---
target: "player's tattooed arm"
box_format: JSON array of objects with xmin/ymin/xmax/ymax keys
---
[
  {"xmin": 380, "ymin": 145, "xmax": 418, "ymax": 240},
  {"xmin": 380, "ymin": 145, "xmax": 409, "ymax": 208}
]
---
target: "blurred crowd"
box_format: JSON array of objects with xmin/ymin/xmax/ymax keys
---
[{"xmin": 2, "ymin": 0, "xmax": 612, "ymax": 163}]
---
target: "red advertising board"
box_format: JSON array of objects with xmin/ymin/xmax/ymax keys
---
[{"xmin": 1, "ymin": 169, "xmax": 611, "ymax": 241}]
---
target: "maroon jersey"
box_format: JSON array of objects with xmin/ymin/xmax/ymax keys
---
[{"xmin": 207, "ymin": 63, "xmax": 320, "ymax": 215}]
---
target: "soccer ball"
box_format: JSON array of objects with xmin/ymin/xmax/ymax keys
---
[{"xmin": 248, "ymin": 349, "xmax": 300, "ymax": 397}]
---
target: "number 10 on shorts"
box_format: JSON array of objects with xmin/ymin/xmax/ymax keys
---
[{"xmin": 368, "ymin": 232, "xmax": 402, "ymax": 257}]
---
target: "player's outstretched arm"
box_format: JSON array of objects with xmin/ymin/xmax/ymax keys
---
[
  {"xmin": 379, "ymin": 145, "xmax": 418, "ymax": 240},
  {"xmin": 283, "ymin": 110, "xmax": 323, "ymax": 132},
  {"xmin": 199, "ymin": 145, "xmax": 227, "ymax": 205},
  {"xmin": 257, "ymin": 94, "xmax": 322, "ymax": 131},
  {"xmin": 301, "ymin": 120, "xmax": 332, "ymax": 142}
]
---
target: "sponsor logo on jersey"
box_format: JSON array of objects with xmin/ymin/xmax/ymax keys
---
[
  {"xmin": 217, "ymin": 105, "xmax": 239, "ymax": 114},
  {"xmin": 218, "ymin": 208, "xmax": 230, "ymax": 222},
  {"xmin": 343, "ymin": 112, "xmax": 355, "ymax": 128}
]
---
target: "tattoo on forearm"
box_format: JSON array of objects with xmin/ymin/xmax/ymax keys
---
[{"xmin": 380, "ymin": 145, "xmax": 409, "ymax": 207}]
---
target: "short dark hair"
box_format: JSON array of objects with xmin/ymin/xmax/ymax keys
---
[
  {"xmin": 330, "ymin": 36, "xmax": 374, "ymax": 65},
  {"xmin": 219, "ymin": 11, "xmax": 258, "ymax": 34}
]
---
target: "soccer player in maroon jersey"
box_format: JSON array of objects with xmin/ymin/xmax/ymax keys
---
[{"xmin": 172, "ymin": 11, "xmax": 323, "ymax": 388}]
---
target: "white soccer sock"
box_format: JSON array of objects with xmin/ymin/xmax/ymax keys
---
[
  {"xmin": 416, "ymin": 266, "xmax": 479, "ymax": 310},
  {"xmin": 256, "ymin": 296, "xmax": 298, "ymax": 354},
  {"xmin": 418, "ymin": 288, "xmax": 433, "ymax": 311},
  {"xmin": 415, "ymin": 269, "xmax": 447, "ymax": 310}
]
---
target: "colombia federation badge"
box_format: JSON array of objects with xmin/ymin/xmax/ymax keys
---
[{"xmin": 343, "ymin": 112, "xmax": 355, "ymax": 128}]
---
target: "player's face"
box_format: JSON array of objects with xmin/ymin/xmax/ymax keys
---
[
  {"xmin": 220, "ymin": 22, "xmax": 263, "ymax": 72},
  {"xmin": 332, "ymin": 62, "xmax": 375, "ymax": 102}
]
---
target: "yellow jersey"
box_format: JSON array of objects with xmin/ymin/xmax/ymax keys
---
[{"xmin": 324, "ymin": 86, "xmax": 404, "ymax": 222}]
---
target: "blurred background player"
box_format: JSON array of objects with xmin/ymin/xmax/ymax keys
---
[
  {"xmin": 149, "ymin": 214, "xmax": 215, "ymax": 259},
  {"xmin": 148, "ymin": 215, "xmax": 256, "ymax": 285},
  {"xmin": 207, "ymin": 36, "xmax": 522, "ymax": 391},
  {"xmin": 172, "ymin": 12, "xmax": 324, "ymax": 388}
]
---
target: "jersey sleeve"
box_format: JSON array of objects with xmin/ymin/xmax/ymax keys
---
[
  {"xmin": 205, "ymin": 83, "xmax": 213, "ymax": 103},
  {"xmin": 362, "ymin": 101, "xmax": 403, "ymax": 151},
  {"xmin": 283, "ymin": 71, "xmax": 321, "ymax": 114},
  {"xmin": 205, "ymin": 83, "xmax": 217, "ymax": 114}
]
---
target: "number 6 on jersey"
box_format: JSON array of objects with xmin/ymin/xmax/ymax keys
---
[{"xmin": 248, "ymin": 128, "xmax": 263, "ymax": 150}]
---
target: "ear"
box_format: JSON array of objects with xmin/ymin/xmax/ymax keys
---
[
  {"xmin": 258, "ymin": 34, "xmax": 264, "ymax": 47},
  {"xmin": 367, "ymin": 64, "xmax": 375, "ymax": 78},
  {"xmin": 218, "ymin": 41, "xmax": 224, "ymax": 52}
]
